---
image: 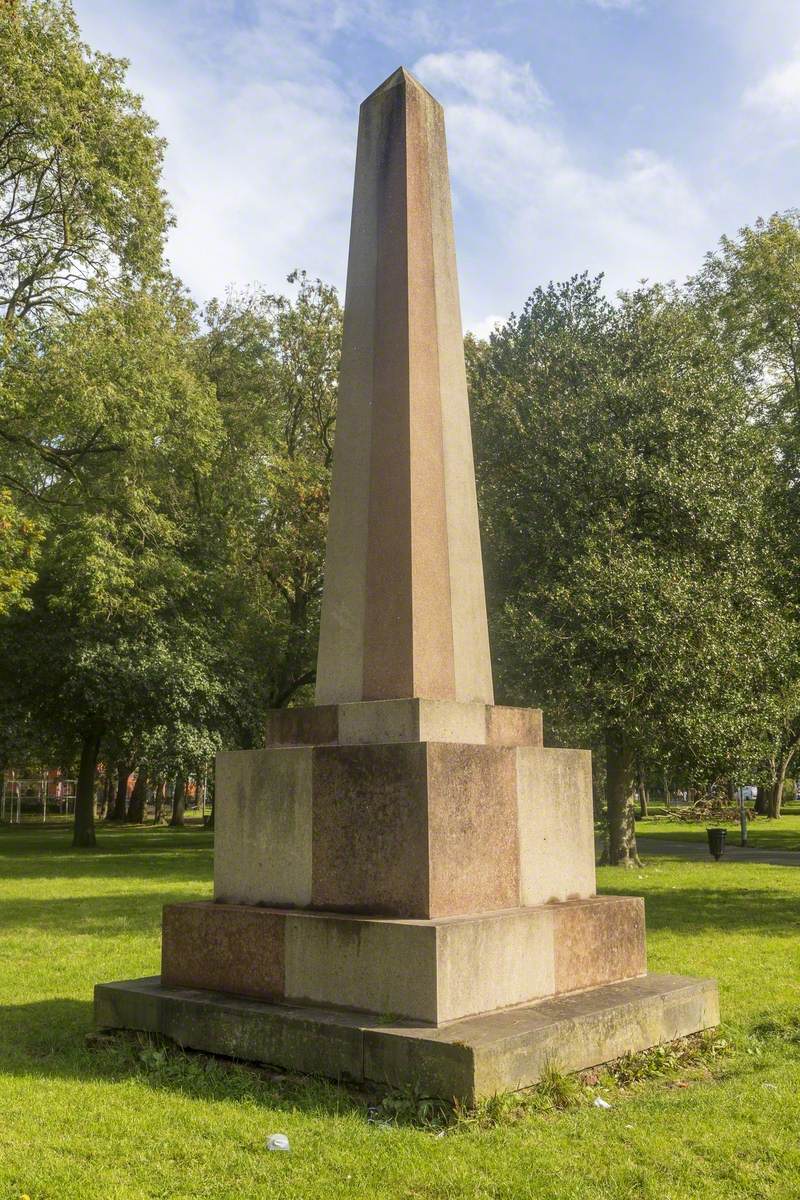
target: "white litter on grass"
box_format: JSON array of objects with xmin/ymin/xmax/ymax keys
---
[
  {"xmin": 266, "ymin": 1134, "xmax": 290, "ymax": 1152},
  {"xmin": 593, "ymin": 1097, "xmax": 612, "ymax": 1109}
]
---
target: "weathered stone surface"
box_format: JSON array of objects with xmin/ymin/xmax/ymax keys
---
[
  {"xmin": 263, "ymin": 706, "xmax": 338, "ymax": 747},
  {"xmin": 310, "ymin": 741, "xmax": 521, "ymax": 918},
  {"xmin": 162, "ymin": 902, "xmax": 285, "ymax": 999},
  {"xmin": 263, "ymin": 700, "xmax": 544, "ymax": 748},
  {"xmin": 214, "ymin": 747, "xmax": 312, "ymax": 907},
  {"xmin": 160, "ymin": 897, "xmax": 646, "ymax": 1023},
  {"xmin": 94, "ymin": 977, "xmax": 368, "ymax": 1081},
  {"xmin": 213, "ymin": 738, "xmax": 596, "ymax": 918},
  {"xmin": 426, "ymin": 742, "xmax": 519, "ymax": 918},
  {"xmin": 364, "ymin": 974, "xmax": 720, "ymax": 1101},
  {"xmin": 315, "ymin": 68, "xmax": 493, "ymax": 707},
  {"xmin": 486, "ymin": 706, "xmax": 543, "ymax": 748},
  {"xmin": 284, "ymin": 912, "xmax": 439, "ymax": 1021},
  {"xmin": 94, "ymin": 973, "xmax": 719, "ymax": 1103},
  {"xmin": 553, "ymin": 895, "xmax": 646, "ymax": 993},
  {"xmin": 516, "ymin": 746, "xmax": 596, "ymax": 906},
  {"xmin": 435, "ymin": 907, "xmax": 555, "ymax": 1023},
  {"xmin": 311, "ymin": 742, "xmax": 430, "ymax": 916},
  {"xmin": 338, "ymin": 698, "xmax": 486, "ymax": 747}
]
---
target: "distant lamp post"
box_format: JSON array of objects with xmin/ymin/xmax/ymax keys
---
[
  {"xmin": 738, "ymin": 787, "xmax": 748, "ymax": 848},
  {"xmin": 707, "ymin": 827, "xmax": 727, "ymax": 861}
]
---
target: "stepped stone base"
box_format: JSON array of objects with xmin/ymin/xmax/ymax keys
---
[
  {"xmin": 93, "ymin": 972, "xmax": 719, "ymax": 1103},
  {"xmin": 161, "ymin": 896, "xmax": 646, "ymax": 1024}
]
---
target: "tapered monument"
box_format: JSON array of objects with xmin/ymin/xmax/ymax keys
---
[
  {"xmin": 316, "ymin": 67, "xmax": 493, "ymax": 707},
  {"xmin": 94, "ymin": 68, "xmax": 718, "ymax": 1101}
]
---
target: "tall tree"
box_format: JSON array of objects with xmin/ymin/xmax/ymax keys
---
[
  {"xmin": 0, "ymin": 285, "xmax": 220, "ymax": 845},
  {"xmin": 194, "ymin": 272, "xmax": 341, "ymax": 743},
  {"xmin": 694, "ymin": 212, "xmax": 800, "ymax": 817},
  {"xmin": 470, "ymin": 276, "xmax": 773, "ymax": 863},
  {"xmin": 0, "ymin": 0, "xmax": 168, "ymax": 326}
]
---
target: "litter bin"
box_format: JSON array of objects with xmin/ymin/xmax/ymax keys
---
[{"xmin": 707, "ymin": 827, "xmax": 727, "ymax": 861}]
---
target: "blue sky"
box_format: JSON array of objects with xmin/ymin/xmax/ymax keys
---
[{"xmin": 73, "ymin": 0, "xmax": 800, "ymax": 334}]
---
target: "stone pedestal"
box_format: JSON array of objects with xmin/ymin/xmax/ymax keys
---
[
  {"xmin": 95, "ymin": 974, "xmax": 719, "ymax": 1104},
  {"xmin": 93, "ymin": 65, "xmax": 718, "ymax": 1098},
  {"xmin": 96, "ymin": 699, "xmax": 717, "ymax": 1097}
]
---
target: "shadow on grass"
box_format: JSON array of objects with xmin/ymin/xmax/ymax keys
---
[
  {"xmin": 0, "ymin": 888, "xmax": 210, "ymax": 936},
  {"xmin": 0, "ymin": 997, "xmax": 373, "ymax": 1120},
  {"xmin": 600, "ymin": 879, "xmax": 800, "ymax": 937},
  {"xmin": 0, "ymin": 825, "xmax": 213, "ymax": 884}
]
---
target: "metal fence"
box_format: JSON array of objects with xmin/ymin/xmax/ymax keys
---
[{"xmin": 0, "ymin": 774, "xmax": 77, "ymax": 823}]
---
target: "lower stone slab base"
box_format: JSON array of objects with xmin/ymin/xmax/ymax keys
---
[{"xmin": 94, "ymin": 972, "xmax": 718, "ymax": 1103}]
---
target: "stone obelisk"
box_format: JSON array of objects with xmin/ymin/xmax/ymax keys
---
[
  {"xmin": 95, "ymin": 68, "xmax": 718, "ymax": 1102},
  {"xmin": 316, "ymin": 68, "xmax": 493, "ymax": 707}
]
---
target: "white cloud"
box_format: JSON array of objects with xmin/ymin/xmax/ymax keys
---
[
  {"xmin": 584, "ymin": 0, "xmax": 642, "ymax": 9},
  {"xmin": 71, "ymin": 4, "xmax": 714, "ymax": 328},
  {"xmin": 414, "ymin": 50, "xmax": 711, "ymax": 319},
  {"xmin": 743, "ymin": 56, "xmax": 800, "ymax": 117},
  {"xmin": 414, "ymin": 50, "xmax": 549, "ymax": 114},
  {"xmin": 468, "ymin": 313, "xmax": 506, "ymax": 340},
  {"xmin": 74, "ymin": 0, "xmax": 358, "ymax": 303}
]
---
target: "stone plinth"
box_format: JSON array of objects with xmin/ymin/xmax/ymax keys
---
[
  {"xmin": 263, "ymin": 698, "xmax": 543, "ymax": 748},
  {"xmin": 213, "ymin": 710, "xmax": 595, "ymax": 919},
  {"xmin": 95, "ymin": 973, "xmax": 720, "ymax": 1104},
  {"xmin": 161, "ymin": 896, "xmax": 646, "ymax": 1024}
]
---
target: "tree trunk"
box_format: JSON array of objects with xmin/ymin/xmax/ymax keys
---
[
  {"xmin": 72, "ymin": 729, "xmax": 101, "ymax": 848},
  {"xmin": 127, "ymin": 769, "xmax": 148, "ymax": 824},
  {"xmin": 755, "ymin": 785, "xmax": 768, "ymax": 816},
  {"xmin": 769, "ymin": 761, "xmax": 789, "ymax": 819},
  {"xmin": 195, "ymin": 765, "xmax": 206, "ymax": 819},
  {"xmin": 604, "ymin": 727, "xmax": 641, "ymax": 867},
  {"xmin": 108, "ymin": 763, "xmax": 131, "ymax": 821},
  {"xmin": 153, "ymin": 777, "xmax": 166, "ymax": 823},
  {"xmin": 726, "ymin": 779, "xmax": 736, "ymax": 806},
  {"xmin": 204, "ymin": 766, "xmax": 215, "ymax": 829},
  {"xmin": 170, "ymin": 772, "xmax": 186, "ymax": 827},
  {"xmin": 101, "ymin": 768, "xmax": 114, "ymax": 819},
  {"xmin": 636, "ymin": 765, "xmax": 649, "ymax": 818}
]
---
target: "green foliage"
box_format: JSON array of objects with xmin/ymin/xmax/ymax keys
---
[
  {"xmin": 0, "ymin": 484, "xmax": 41, "ymax": 612},
  {"xmin": 0, "ymin": 283, "xmax": 224, "ymax": 823},
  {"xmin": 471, "ymin": 276, "xmax": 776, "ymax": 782},
  {"xmin": 692, "ymin": 214, "xmax": 800, "ymax": 808},
  {"xmin": 195, "ymin": 272, "xmax": 341, "ymax": 735},
  {"xmin": 0, "ymin": 0, "xmax": 168, "ymax": 324}
]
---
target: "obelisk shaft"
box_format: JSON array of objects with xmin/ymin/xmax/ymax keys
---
[{"xmin": 315, "ymin": 68, "xmax": 493, "ymax": 705}]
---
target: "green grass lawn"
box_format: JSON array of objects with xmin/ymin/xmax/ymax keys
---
[
  {"xmin": 636, "ymin": 809, "xmax": 800, "ymax": 851},
  {"xmin": 1, "ymin": 825, "xmax": 800, "ymax": 1199}
]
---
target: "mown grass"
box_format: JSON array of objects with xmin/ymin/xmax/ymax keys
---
[
  {"xmin": 1, "ymin": 825, "xmax": 800, "ymax": 1198},
  {"xmin": 636, "ymin": 809, "xmax": 800, "ymax": 851}
]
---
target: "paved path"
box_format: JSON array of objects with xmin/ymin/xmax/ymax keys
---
[{"xmin": 635, "ymin": 835, "xmax": 800, "ymax": 866}]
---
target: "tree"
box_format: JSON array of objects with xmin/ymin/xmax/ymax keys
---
[
  {"xmin": 0, "ymin": 284, "xmax": 220, "ymax": 845},
  {"xmin": 127, "ymin": 768, "xmax": 147, "ymax": 824},
  {"xmin": 170, "ymin": 772, "xmax": 186, "ymax": 827},
  {"xmin": 0, "ymin": 484, "xmax": 40, "ymax": 613},
  {"xmin": 194, "ymin": 272, "xmax": 341, "ymax": 742},
  {"xmin": 470, "ymin": 276, "xmax": 774, "ymax": 864},
  {"xmin": 0, "ymin": 0, "xmax": 168, "ymax": 326},
  {"xmin": 0, "ymin": 0, "xmax": 170, "ymax": 610},
  {"xmin": 694, "ymin": 212, "xmax": 800, "ymax": 818}
]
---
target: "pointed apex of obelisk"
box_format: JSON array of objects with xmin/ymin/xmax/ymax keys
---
[
  {"xmin": 316, "ymin": 65, "xmax": 493, "ymax": 705},
  {"xmin": 363, "ymin": 65, "xmax": 439, "ymax": 108}
]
